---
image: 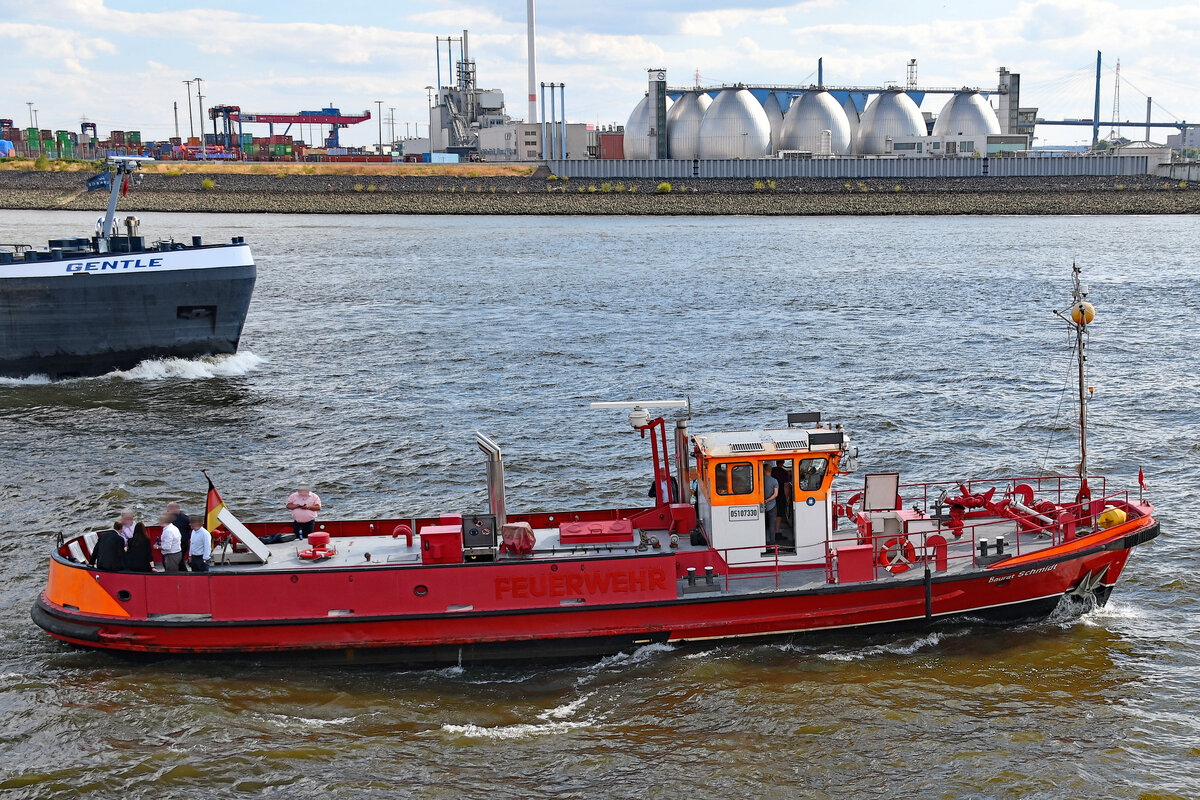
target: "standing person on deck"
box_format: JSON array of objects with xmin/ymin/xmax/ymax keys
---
[
  {"xmin": 771, "ymin": 461, "xmax": 792, "ymax": 540},
  {"xmin": 88, "ymin": 522, "xmax": 126, "ymax": 571},
  {"xmin": 168, "ymin": 502, "xmax": 191, "ymax": 571},
  {"xmin": 117, "ymin": 509, "xmax": 136, "ymax": 569},
  {"xmin": 287, "ymin": 483, "xmax": 321, "ymax": 540},
  {"xmin": 126, "ymin": 523, "xmax": 153, "ymax": 572},
  {"xmin": 166, "ymin": 503, "xmax": 189, "ymax": 573},
  {"xmin": 188, "ymin": 519, "xmax": 212, "ymax": 573},
  {"xmin": 117, "ymin": 509, "xmax": 136, "ymax": 543},
  {"xmin": 156, "ymin": 512, "xmax": 183, "ymax": 572},
  {"xmin": 762, "ymin": 463, "xmax": 780, "ymax": 546}
]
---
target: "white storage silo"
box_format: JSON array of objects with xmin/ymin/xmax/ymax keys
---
[
  {"xmin": 778, "ymin": 90, "xmax": 852, "ymax": 154},
  {"xmin": 854, "ymin": 91, "xmax": 926, "ymax": 155},
  {"xmin": 623, "ymin": 93, "xmax": 673, "ymax": 159},
  {"xmin": 762, "ymin": 93, "xmax": 784, "ymax": 153},
  {"xmin": 666, "ymin": 91, "xmax": 712, "ymax": 160},
  {"xmin": 933, "ymin": 92, "xmax": 1001, "ymax": 137},
  {"xmin": 697, "ymin": 87, "xmax": 772, "ymax": 159},
  {"xmin": 843, "ymin": 94, "xmax": 861, "ymax": 147}
]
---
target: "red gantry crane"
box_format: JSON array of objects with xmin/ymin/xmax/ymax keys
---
[{"xmin": 222, "ymin": 106, "xmax": 371, "ymax": 149}]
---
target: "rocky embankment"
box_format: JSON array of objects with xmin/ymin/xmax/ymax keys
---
[{"xmin": 1, "ymin": 170, "xmax": 1197, "ymax": 215}]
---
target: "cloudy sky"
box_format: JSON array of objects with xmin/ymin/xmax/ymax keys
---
[{"xmin": 2, "ymin": 0, "xmax": 1197, "ymax": 147}]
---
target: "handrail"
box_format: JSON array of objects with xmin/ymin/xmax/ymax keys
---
[{"xmin": 704, "ymin": 483, "xmax": 1142, "ymax": 590}]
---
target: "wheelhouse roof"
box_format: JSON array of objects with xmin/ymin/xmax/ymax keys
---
[{"xmin": 692, "ymin": 427, "xmax": 846, "ymax": 458}]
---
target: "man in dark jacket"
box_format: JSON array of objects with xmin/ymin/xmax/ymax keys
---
[
  {"xmin": 168, "ymin": 502, "xmax": 191, "ymax": 572},
  {"xmin": 89, "ymin": 523, "xmax": 126, "ymax": 571}
]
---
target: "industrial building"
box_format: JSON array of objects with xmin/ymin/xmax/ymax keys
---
[{"xmin": 621, "ymin": 68, "xmax": 1033, "ymax": 161}]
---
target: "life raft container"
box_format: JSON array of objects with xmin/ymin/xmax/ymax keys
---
[{"xmin": 877, "ymin": 536, "xmax": 917, "ymax": 574}]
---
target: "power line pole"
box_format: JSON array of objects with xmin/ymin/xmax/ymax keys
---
[
  {"xmin": 26, "ymin": 102, "xmax": 34, "ymax": 128},
  {"xmin": 181, "ymin": 79, "xmax": 195, "ymax": 138},
  {"xmin": 173, "ymin": 101, "xmax": 180, "ymax": 139},
  {"xmin": 194, "ymin": 77, "xmax": 205, "ymax": 158},
  {"xmin": 389, "ymin": 106, "xmax": 396, "ymax": 145}
]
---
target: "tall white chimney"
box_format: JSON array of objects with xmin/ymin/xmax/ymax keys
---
[{"xmin": 526, "ymin": 0, "xmax": 538, "ymax": 123}]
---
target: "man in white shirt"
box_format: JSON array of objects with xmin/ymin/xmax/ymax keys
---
[
  {"xmin": 157, "ymin": 512, "xmax": 183, "ymax": 572},
  {"xmin": 188, "ymin": 519, "xmax": 212, "ymax": 573}
]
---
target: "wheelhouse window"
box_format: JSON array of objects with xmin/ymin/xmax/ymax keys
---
[
  {"xmin": 796, "ymin": 457, "xmax": 829, "ymax": 492},
  {"xmin": 715, "ymin": 462, "xmax": 755, "ymax": 496}
]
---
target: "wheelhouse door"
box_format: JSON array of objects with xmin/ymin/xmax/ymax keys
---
[
  {"xmin": 707, "ymin": 459, "xmax": 767, "ymax": 566},
  {"xmin": 792, "ymin": 455, "xmax": 833, "ymax": 565}
]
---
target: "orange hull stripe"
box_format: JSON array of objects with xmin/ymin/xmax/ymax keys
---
[
  {"xmin": 993, "ymin": 517, "xmax": 1148, "ymax": 569},
  {"xmin": 45, "ymin": 561, "xmax": 131, "ymax": 618}
]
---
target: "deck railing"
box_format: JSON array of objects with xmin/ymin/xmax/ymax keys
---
[{"xmin": 710, "ymin": 478, "xmax": 1142, "ymax": 589}]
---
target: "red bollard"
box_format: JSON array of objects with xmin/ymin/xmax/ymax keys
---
[
  {"xmin": 1058, "ymin": 511, "xmax": 1076, "ymax": 542},
  {"xmin": 926, "ymin": 534, "xmax": 948, "ymax": 572}
]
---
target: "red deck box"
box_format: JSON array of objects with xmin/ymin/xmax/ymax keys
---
[
  {"xmin": 837, "ymin": 544, "xmax": 875, "ymax": 583},
  {"xmin": 420, "ymin": 524, "xmax": 464, "ymax": 565}
]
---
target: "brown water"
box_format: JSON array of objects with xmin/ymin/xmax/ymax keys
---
[{"xmin": 1, "ymin": 212, "xmax": 1197, "ymax": 799}]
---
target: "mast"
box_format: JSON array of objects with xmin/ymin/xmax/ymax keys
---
[
  {"xmin": 99, "ymin": 160, "xmax": 126, "ymax": 249},
  {"xmin": 1065, "ymin": 262, "xmax": 1095, "ymax": 503},
  {"xmin": 98, "ymin": 157, "xmax": 153, "ymax": 252}
]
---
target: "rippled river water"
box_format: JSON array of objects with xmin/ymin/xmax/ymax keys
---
[{"xmin": 1, "ymin": 211, "xmax": 1198, "ymax": 799}]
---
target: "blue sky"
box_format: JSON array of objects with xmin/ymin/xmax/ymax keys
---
[{"xmin": 1, "ymin": 0, "xmax": 1197, "ymax": 147}]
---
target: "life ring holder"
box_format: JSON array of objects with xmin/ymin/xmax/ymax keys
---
[
  {"xmin": 298, "ymin": 546, "xmax": 335, "ymax": 561},
  {"xmin": 878, "ymin": 536, "xmax": 917, "ymax": 575},
  {"xmin": 836, "ymin": 492, "xmax": 863, "ymax": 527}
]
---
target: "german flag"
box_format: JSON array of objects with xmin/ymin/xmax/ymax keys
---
[{"xmin": 205, "ymin": 475, "xmax": 226, "ymax": 533}]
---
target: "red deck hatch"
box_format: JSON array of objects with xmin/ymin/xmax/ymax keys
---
[{"xmin": 559, "ymin": 519, "xmax": 634, "ymax": 545}]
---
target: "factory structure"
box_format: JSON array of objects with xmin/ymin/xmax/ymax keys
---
[
  {"xmin": 619, "ymin": 69, "xmax": 1031, "ymax": 159},
  {"xmin": 409, "ymin": 16, "xmax": 1191, "ymax": 178},
  {"xmin": 555, "ymin": 52, "xmax": 1192, "ymax": 178}
]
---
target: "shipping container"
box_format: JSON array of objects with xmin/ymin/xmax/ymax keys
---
[
  {"xmin": 127, "ymin": 131, "xmax": 141, "ymax": 143},
  {"xmin": 111, "ymin": 130, "xmax": 125, "ymax": 144},
  {"xmin": 598, "ymin": 133, "xmax": 624, "ymax": 160}
]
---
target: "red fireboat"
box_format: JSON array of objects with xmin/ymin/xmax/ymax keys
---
[{"xmin": 32, "ymin": 268, "xmax": 1159, "ymax": 665}]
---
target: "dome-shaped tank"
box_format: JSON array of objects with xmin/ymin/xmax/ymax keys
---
[
  {"xmin": 854, "ymin": 91, "xmax": 926, "ymax": 155},
  {"xmin": 843, "ymin": 94, "xmax": 861, "ymax": 147},
  {"xmin": 698, "ymin": 88, "xmax": 771, "ymax": 159},
  {"xmin": 778, "ymin": 91, "xmax": 852, "ymax": 154},
  {"xmin": 623, "ymin": 93, "xmax": 673, "ymax": 159},
  {"xmin": 932, "ymin": 92, "xmax": 1001, "ymax": 137},
  {"xmin": 762, "ymin": 93, "xmax": 784, "ymax": 152},
  {"xmin": 666, "ymin": 91, "xmax": 712, "ymax": 160}
]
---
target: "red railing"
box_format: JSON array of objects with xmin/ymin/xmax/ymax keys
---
[{"xmin": 702, "ymin": 478, "xmax": 1144, "ymax": 590}]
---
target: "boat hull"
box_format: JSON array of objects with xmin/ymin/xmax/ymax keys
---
[
  {"xmin": 31, "ymin": 521, "xmax": 1156, "ymax": 666},
  {"xmin": 0, "ymin": 245, "xmax": 255, "ymax": 378}
]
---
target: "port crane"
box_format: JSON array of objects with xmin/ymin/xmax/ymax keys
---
[{"xmin": 210, "ymin": 106, "xmax": 371, "ymax": 151}]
